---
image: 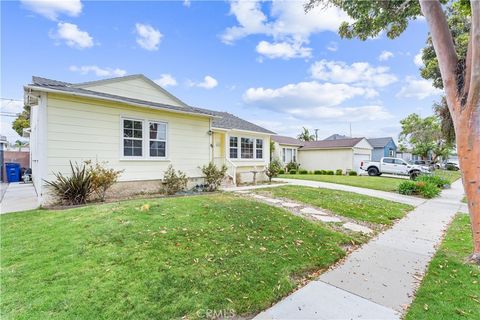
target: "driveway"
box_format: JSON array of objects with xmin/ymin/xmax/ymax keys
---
[{"xmin": 1, "ymin": 183, "xmax": 39, "ymax": 214}]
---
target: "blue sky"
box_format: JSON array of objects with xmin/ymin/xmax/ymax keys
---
[{"xmin": 1, "ymin": 0, "xmax": 443, "ymax": 143}]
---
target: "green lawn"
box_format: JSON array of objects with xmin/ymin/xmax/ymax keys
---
[
  {"xmin": 278, "ymin": 169, "xmax": 462, "ymax": 193},
  {"xmin": 405, "ymin": 214, "xmax": 480, "ymax": 319},
  {"xmin": 253, "ymin": 186, "xmax": 413, "ymax": 225},
  {"xmin": 1, "ymin": 194, "xmax": 351, "ymax": 319}
]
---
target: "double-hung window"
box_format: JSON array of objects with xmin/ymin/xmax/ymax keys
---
[
  {"xmin": 123, "ymin": 119, "xmax": 143, "ymax": 157},
  {"xmin": 149, "ymin": 121, "xmax": 167, "ymax": 157},
  {"xmin": 282, "ymin": 147, "xmax": 297, "ymax": 163},
  {"xmin": 122, "ymin": 117, "xmax": 167, "ymax": 159},
  {"xmin": 256, "ymin": 139, "xmax": 263, "ymax": 159},
  {"xmin": 229, "ymin": 137, "xmax": 238, "ymax": 159},
  {"xmin": 241, "ymin": 138, "xmax": 254, "ymax": 159}
]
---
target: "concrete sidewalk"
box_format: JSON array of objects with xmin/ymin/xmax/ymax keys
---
[
  {"xmin": 0, "ymin": 183, "xmax": 39, "ymax": 214},
  {"xmin": 255, "ymin": 179, "xmax": 464, "ymax": 320},
  {"xmin": 272, "ymin": 178, "xmax": 425, "ymax": 207}
]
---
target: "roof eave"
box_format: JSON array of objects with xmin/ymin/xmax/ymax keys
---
[{"xmin": 24, "ymin": 85, "xmax": 218, "ymax": 119}]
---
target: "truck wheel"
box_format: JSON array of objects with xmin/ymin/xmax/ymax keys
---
[
  {"xmin": 368, "ymin": 168, "xmax": 379, "ymax": 176},
  {"xmin": 410, "ymin": 171, "xmax": 420, "ymax": 180}
]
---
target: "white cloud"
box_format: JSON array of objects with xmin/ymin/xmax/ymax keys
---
[
  {"xmin": 221, "ymin": 0, "xmax": 350, "ymax": 58},
  {"xmin": 69, "ymin": 65, "xmax": 127, "ymax": 77},
  {"xmin": 53, "ymin": 22, "xmax": 93, "ymax": 49},
  {"xmin": 183, "ymin": 0, "xmax": 191, "ymax": 7},
  {"xmin": 188, "ymin": 75, "xmax": 218, "ymax": 89},
  {"xmin": 414, "ymin": 49, "xmax": 424, "ymax": 67},
  {"xmin": 288, "ymin": 105, "xmax": 393, "ymax": 122},
  {"xmin": 135, "ymin": 23, "xmax": 162, "ymax": 51},
  {"xmin": 310, "ymin": 59, "xmax": 397, "ymax": 87},
  {"xmin": 256, "ymin": 40, "xmax": 311, "ymax": 59},
  {"xmin": 326, "ymin": 41, "xmax": 338, "ymax": 52},
  {"xmin": 154, "ymin": 74, "xmax": 177, "ymax": 87},
  {"xmin": 396, "ymin": 77, "xmax": 442, "ymax": 99},
  {"xmin": 21, "ymin": 0, "xmax": 82, "ymax": 20},
  {"xmin": 378, "ymin": 50, "xmax": 394, "ymax": 61},
  {"xmin": 244, "ymin": 81, "xmax": 377, "ymax": 111}
]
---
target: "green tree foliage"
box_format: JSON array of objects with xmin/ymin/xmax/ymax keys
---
[
  {"xmin": 12, "ymin": 105, "xmax": 30, "ymax": 136},
  {"xmin": 399, "ymin": 114, "xmax": 452, "ymax": 161},
  {"xmin": 297, "ymin": 127, "xmax": 315, "ymax": 141}
]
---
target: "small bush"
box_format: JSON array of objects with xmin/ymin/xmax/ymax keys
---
[
  {"xmin": 325, "ymin": 170, "xmax": 334, "ymax": 175},
  {"xmin": 286, "ymin": 161, "xmax": 300, "ymax": 172},
  {"xmin": 200, "ymin": 162, "xmax": 228, "ymax": 192},
  {"xmin": 45, "ymin": 161, "xmax": 93, "ymax": 205},
  {"xmin": 265, "ymin": 160, "xmax": 282, "ymax": 182},
  {"xmin": 446, "ymin": 163, "xmax": 458, "ymax": 171},
  {"xmin": 398, "ymin": 181, "xmax": 417, "ymax": 195},
  {"xmin": 289, "ymin": 169, "xmax": 297, "ymax": 174},
  {"xmin": 278, "ymin": 169, "xmax": 285, "ymax": 174},
  {"xmin": 398, "ymin": 180, "xmax": 440, "ymax": 198},
  {"xmin": 85, "ymin": 160, "xmax": 123, "ymax": 201},
  {"xmin": 163, "ymin": 165, "xmax": 188, "ymax": 195},
  {"xmin": 335, "ymin": 169, "xmax": 343, "ymax": 175},
  {"xmin": 417, "ymin": 181, "xmax": 441, "ymax": 198},
  {"xmin": 348, "ymin": 171, "xmax": 357, "ymax": 176},
  {"xmin": 416, "ymin": 174, "xmax": 449, "ymax": 188},
  {"xmin": 299, "ymin": 169, "xmax": 308, "ymax": 174},
  {"xmin": 314, "ymin": 170, "xmax": 322, "ymax": 175}
]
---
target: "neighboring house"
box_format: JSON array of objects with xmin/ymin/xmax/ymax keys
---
[
  {"xmin": 396, "ymin": 149, "xmax": 413, "ymax": 162},
  {"xmin": 367, "ymin": 137, "xmax": 397, "ymax": 161},
  {"xmin": 323, "ymin": 133, "xmax": 349, "ymax": 140},
  {"xmin": 25, "ymin": 75, "xmax": 273, "ymax": 204},
  {"xmin": 272, "ymin": 135, "xmax": 372, "ymax": 172}
]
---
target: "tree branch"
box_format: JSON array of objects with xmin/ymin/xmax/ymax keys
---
[
  {"xmin": 466, "ymin": 0, "xmax": 480, "ymax": 111},
  {"xmin": 419, "ymin": 0, "xmax": 459, "ymax": 113},
  {"xmin": 463, "ymin": 30, "xmax": 472, "ymax": 104}
]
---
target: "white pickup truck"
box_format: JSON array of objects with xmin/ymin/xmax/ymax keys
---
[{"xmin": 360, "ymin": 157, "xmax": 430, "ymax": 179}]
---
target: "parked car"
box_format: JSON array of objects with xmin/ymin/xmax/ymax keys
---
[
  {"xmin": 412, "ymin": 160, "xmax": 436, "ymax": 170},
  {"xmin": 360, "ymin": 157, "xmax": 430, "ymax": 179},
  {"xmin": 444, "ymin": 161, "xmax": 460, "ymax": 171}
]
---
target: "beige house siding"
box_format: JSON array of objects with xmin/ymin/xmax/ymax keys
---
[
  {"xmin": 298, "ymin": 148, "xmax": 353, "ymax": 171},
  {"xmin": 76, "ymin": 77, "xmax": 184, "ymax": 106},
  {"xmin": 45, "ymin": 94, "xmax": 211, "ymax": 184}
]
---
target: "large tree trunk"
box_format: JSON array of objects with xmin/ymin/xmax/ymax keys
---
[
  {"xmin": 456, "ymin": 106, "xmax": 480, "ymax": 262},
  {"xmin": 420, "ymin": 0, "xmax": 480, "ymax": 263}
]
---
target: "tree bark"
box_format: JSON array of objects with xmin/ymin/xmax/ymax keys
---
[{"xmin": 420, "ymin": 0, "xmax": 480, "ymax": 262}]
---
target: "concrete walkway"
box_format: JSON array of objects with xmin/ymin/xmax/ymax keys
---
[
  {"xmin": 0, "ymin": 183, "xmax": 39, "ymax": 214},
  {"xmin": 255, "ymin": 179, "xmax": 464, "ymax": 320},
  {"xmin": 272, "ymin": 177, "xmax": 425, "ymax": 207}
]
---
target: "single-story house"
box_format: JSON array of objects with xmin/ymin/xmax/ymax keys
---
[
  {"xmin": 323, "ymin": 133, "xmax": 349, "ymax": 140},
  {"xmin": 367, "ymin": 137, "xmax": 397, "ymax": 161},
  {"xmin": 272, "ymin": 135, "xmax": 373, "ymax": 172},
  {"xmin": 25, "ymin": 74, "xmax": 274, "ymax": 204}
]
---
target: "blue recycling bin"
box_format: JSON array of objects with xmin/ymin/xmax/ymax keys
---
[{"xmin": 5, "ymin": 163, "xmax": 21, "ymax": 183}]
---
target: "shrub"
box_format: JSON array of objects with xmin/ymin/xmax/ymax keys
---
[
  {"xmin": 335, "ymin": 169, "xmax": 343, "ymax": 175},
  {"xmin": 299, "ymin": 169, "xmax": 308, "ymax": 174},
  {"xmin": 45, "ymin": 161, "xmax": 93, "ymax": 205},
  {"xmin": 398, "ymin": 180, "xmax": 440, "ymax": 198},
  {"xmin": 163, "ymin": 165, "xmax": 188, "ymax": 195},
  {"xmin": 200, "ymin": 162, "xmax": 228, "ymax": 192},
  {"xmin": 289, "ymin": 169, "xmax": 297, "ymax": 174},
  {"xmin": 417, "ymin": 181, "xmax": 441, "ymax": 198},
  {"xmin": 85, "ymin": 160, "xmax": 123, "ymax": 201},
  {"xmin": 348, "ymin": 171, "xmax": 357, "ymax": 176},
  {"xmin": 265, "ymin": 160, "xmax": 282, "ymax": 182},
  {"xmin": 398, "ymin": 181, "xmax": 417, "ymax": 195},
  {"xmin": 314, "ymin": 170, "xmax": 322, "ymax": 175},
  {"xmin": 446, "ymin": 163, "xmax": 458, "ymax": 171},
  {"xmin": 326, "ymin": 170, "xmax": 334, "ymax": 175},
  {"xmin": 416, "ymin": 174, "xmax": 449, "ymax": 188},
  {"xmin": 278, "ymin": 169, "xmax": 285, "ymax": 174},
  {"xmin": 286, "ymin": 161, "xmax": 300, "ymax": 172}
]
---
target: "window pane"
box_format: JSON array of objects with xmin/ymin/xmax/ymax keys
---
[
  {"xmin": 229, "ymin": 137, "xmax": 238, "ymax": 158},
  {"xmin": 133, "ymin": 147, "xmax": 142, "ymax": 156},
  {"xmin": 256, "ymin": 149, "xmax": 263, "ymax": 159},
  {"xmin": 134, "ymin": 121, "xmax": 142, "ymax": 130},
  {"xmin": 230, "ymin": 137, "xmax": 238, "ymax": 147},
  {"xmin": 256, "ymin": 139, "xmax": 263, "ymax": 149},
  {"xmin": 241, "ymin": 138, "xmax": 254, "ymax": 159},
  {"xmin": 123, "ymin": 129, "xmax": 133, "ymax": 138},
  {"xmin": 150, "ymin": 122, "xmax": 166, "ymax": 140},
  {"xmin": 383, "ymin": 158, "xmax": 394, "ymax": 164},
  {"xmin": 124, "ymin": 120, "xmax": 133, "ymax": 129},
  {"xmin": 150, "ymin": 141, "xmax": 166, "ymax": 157},
  {"xmin": 124, "ymin": 147, "xmax": 133, "ymax": 156},
  {"xmin": 230, "ymin": 148, "xmax": 237, "ymax": 159},
  {"xmin": 133, "ymin": 129, "xmax": 142, "ymax": 138}
]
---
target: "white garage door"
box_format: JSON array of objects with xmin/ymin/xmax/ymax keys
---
[{"xmin": 353, "ymin": 153, "xmax": 370, "ymax": 172}]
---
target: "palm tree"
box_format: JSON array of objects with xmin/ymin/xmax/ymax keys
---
[
  {"xmin": 297, "ymin": 127, "xmax": 315, "ymax": 141},
  {"xmin": 14, "ymin": 140, "xmax": 28, "ymax": 151}
]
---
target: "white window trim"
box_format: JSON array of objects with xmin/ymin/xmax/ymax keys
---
[
  {"xmin": 282, "ymin": 147, "xmax": 297, "ymax": 163},
  {"xmin": 228, "ymin": 135, "xmax": 264, "ymax": 161},
  {"xmin": 120, "ymin": 116, "xmax": 169, "ymax": 161}
]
